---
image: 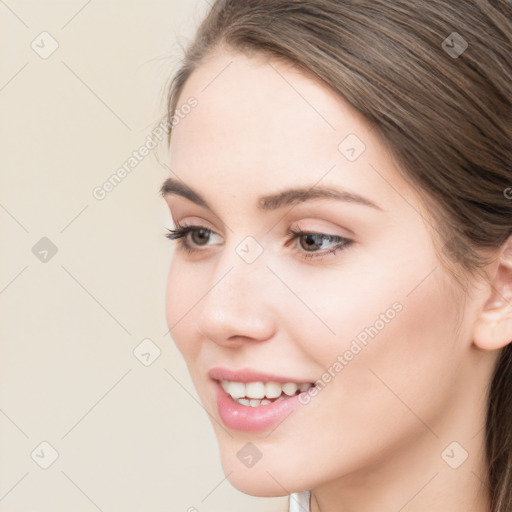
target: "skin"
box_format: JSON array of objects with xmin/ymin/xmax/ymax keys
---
[{"xmin": 163, "ymin": 48, "xmax": 512, "ymax": 512}]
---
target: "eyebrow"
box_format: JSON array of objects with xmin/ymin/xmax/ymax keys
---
[{"xmin": 160, "ymin": 177, "xmax": 383, "ymax": 211}]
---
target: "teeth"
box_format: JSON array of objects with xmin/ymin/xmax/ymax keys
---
[
  {"xmin": 223, "ymin": 381, "xmax": 245, "ymax": 399},
  {"xmin": 282, "ymin": 383, "xmax": 298, "ymax": 396},
  {"xmin": 265, "ymin": 381, "xmax": 282, "ymax": 398},
  {"xmin": 235, "ymin": 396, "xmax": 286, "ymax": 406},
  {"xmin": 221, "ymin": 380, "xmax": 314, "ymax": 402},
  {"xmin": 245, "ymin": 382, "xmax": 265, "ymax": 399}
]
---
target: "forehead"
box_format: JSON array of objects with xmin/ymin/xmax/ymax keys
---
[
  {"xmin": 169, "ymin": 49, "xmax": 420, "ymax": 216},
  {"xmin": 172, "ymin": 50, "xmax": 367, "ymax": 160}
]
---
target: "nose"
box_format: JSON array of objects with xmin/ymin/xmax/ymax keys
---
[{"xmin": 195, "ymin": 255, "xmax": 277, "ymax": 347}]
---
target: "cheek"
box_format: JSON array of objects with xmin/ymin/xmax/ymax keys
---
[
  {"xmin": 311, "ymin": 265, "xmax": 462, "ymax": 443},
  {"xmin": 281, "ymin": 238, "xmax": 463, "ymax": 432},
  {"xmin": 165, "ymin": 259, "xmax": 201, "ymax": 360}
]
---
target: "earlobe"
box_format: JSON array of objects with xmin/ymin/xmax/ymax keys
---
[
  {"xmin": 473, "ymin": 234, "xmax": 512, "ymax": 351},
  {"xmin": 473, "ymin": 303, "xmax": 512, "ymax": 351}
]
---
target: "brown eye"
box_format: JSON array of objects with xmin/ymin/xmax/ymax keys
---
[
  {"xmin": 285, "ymin": 228, "xmax": 353, "ymax": 260},
  {"xmin": 299, "ymin": 233, "xmax": 338, "ymax": 251},
  {"xmin": 190, "ymin": 228, "xmax": 210, "ymax": 246}
]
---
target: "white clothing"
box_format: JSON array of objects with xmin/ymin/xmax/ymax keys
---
[{"xmin": 288, "ymin": 490, "xmax": 311, "ymax": 512}]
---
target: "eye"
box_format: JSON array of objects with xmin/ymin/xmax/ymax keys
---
[
  {"xmin": 164, "ymin": 223, "xmax": 353, "ymax": 260},
  {"xmin": 164, "ymin": 224, "xmax": 222, "ymax": 254},
  {"xmin": 285, "ymin": 228, "xmax": 353, "ymax": 260}
]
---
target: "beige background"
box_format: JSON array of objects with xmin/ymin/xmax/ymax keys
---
[{"xmin": 0, "ymin": 1, "xmax": 286, "ymax": 510}]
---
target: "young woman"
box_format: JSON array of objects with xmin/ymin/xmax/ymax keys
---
[{"xmin": 159, "ymin": 1, "xmax": 512, "ymax": 510}]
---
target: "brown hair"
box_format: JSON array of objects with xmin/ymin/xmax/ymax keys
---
[{"xmin": 163, "ymin": 1, "xmax": 512, "ymax": 509}]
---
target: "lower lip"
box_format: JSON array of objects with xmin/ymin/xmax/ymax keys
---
[{"xmin": 214, "ymin": 380, "xmax": 314, "ymax": 431}]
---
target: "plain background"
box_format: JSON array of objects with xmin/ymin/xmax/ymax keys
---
[{"xmin": 0, "ymin": 1, "xmax": 287, "ymax": 510}]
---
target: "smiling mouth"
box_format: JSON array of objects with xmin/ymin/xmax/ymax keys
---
[{"xmin": 219, "ymin": 379, "xmax": 315, "ymax": 407}]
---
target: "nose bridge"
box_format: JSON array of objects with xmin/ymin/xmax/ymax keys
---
[
  {"xmin": 209, "ymin": 233, "xmax": 269, "ymax": 302},
  {"xmin": 203, "ymin": 242, "xmax": 264, "ymax": 314},
  {"xmin": 195, "ymin": 236, "xmax": 275, "ymax": 343}
]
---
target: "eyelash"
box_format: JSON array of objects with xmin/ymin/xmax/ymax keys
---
[{"xmin": 164, "ymin": 223, "xmax": 353, "ymax": 260}]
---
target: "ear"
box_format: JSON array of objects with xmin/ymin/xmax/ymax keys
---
[{"xmin": 473, "ymin": 234, "xmax": 512, "ymax": 351}]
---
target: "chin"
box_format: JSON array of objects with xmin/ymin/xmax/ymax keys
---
[
  {"xmin": 217, "ymin": 452, "xmax": 304, "ymax": 497},
  {"xmin": 226, "ymin": 471, "xmax": 291, "ymax": 497}
]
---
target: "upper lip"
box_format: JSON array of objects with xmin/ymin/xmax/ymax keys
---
[{"xmin": 208, "ymin": 366, "xmax": 314, "ymax": 384}]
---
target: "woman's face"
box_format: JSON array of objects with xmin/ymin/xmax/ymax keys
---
[{"xmin": 163, "ymin": 50, "xmax": 484, "ymax": 496}]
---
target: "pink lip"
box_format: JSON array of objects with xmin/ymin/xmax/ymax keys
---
[
  {"xmin": 208, "ymin": 366, "xmax": 314, "ymax": 384},
  {"xmin": 214, "ymin": 379, "xmax": 313, "ymax": 431}
]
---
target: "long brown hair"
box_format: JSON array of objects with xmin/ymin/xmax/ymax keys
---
[{"xmin": 162, "ymin": 1, "xmax": 512, "ymax": 509}]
